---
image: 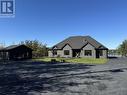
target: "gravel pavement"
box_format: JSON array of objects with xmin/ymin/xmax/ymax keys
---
[{"xmin": 0, "ymin": 58, "xmax": 127, "ymax": 95}]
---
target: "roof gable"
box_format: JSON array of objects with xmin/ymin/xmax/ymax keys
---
[
  {"xmin": 52, "ymin": 46, "xmax": 58, "ymax": 50},
  {"xmin": 81, "ymin": 43, "xmax": 95, "ymax": 49},
  {"xmin": 62, "ymin": 44, "xmax": 72, "ymax": 49}
]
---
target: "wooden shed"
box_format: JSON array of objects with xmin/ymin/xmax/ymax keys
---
[{"xmin": 0, "ymin": 45, "xmax": 32, "ymax": 60}]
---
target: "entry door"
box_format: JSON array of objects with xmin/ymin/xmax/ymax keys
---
[
  {"xmin": 73, "ymin": 50, "xmax": 80, "ymax": 57},
  {"xmin": 96, "ymin": 50, "xmax": 100, "ymax": 58}
]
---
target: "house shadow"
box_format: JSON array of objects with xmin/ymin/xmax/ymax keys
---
[{"xmin": 108, "ymin": 56, "xmax": 118, "ymax": 59}]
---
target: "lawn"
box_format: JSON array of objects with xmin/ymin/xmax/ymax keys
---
[{"xmin": 33, "ymin": 57, "xmax": 108, "ymax": 64}]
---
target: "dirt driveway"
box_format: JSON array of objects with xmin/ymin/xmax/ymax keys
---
[{"xmin": 0, "ymin": 58, "xmax": 127, "ymax": 95}]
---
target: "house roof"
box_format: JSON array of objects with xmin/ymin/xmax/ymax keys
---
[
  {"xmin": 0, "ymin": 44, "xmax": 32, "ymax": 51},
  {"xmin": 52, "ymin": 36, "xmax": 108, "ymax": 50}
]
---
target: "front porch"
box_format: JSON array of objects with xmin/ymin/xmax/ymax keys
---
[{"xmin": 72, "ymin": 49, "xmax": 81, "ymax": 57}]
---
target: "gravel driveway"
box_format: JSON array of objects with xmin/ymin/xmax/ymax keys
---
[{"xmin": 0, "ymin": 58, "xmax": 127, "ymax": 95}]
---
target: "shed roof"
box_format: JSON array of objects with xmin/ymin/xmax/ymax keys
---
[{"xmin": 0, "ymin": 44, "xmax": 32, "ymax": 51}]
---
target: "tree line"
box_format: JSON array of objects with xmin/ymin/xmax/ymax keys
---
[
  {"xmin": 20, "ymin": 39, "xmax": 127, "ymax": 57},
  {"xmin": 20, "ymin": 40, "xmax": 49, "ymax": 58},
  {"xmin": 1, "ymin": 39, "xmax": 127, "ymax": 58},
  {"xmin": 117, "ymin": 40, "xmax": 127, "ymax": 57}
]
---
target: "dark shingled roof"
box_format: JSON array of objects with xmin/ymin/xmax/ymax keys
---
[
  {"xmin": 52, "ymin": 36, "xmax": 108, "ymax": 50},
  {"xmin": 5, "ymin": 45, "xmax": 20, "ymax": 50},
  {"xmin": 0, "ymin": 44, "xmax": 32, "ymax": 51}
]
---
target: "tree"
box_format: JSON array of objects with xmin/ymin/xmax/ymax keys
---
[
  {"xmin": 20, "ymin": 40, "xmax": 48, "ymax": 58},
  {"xmin": 117, "ymin": 40, "xmax": 127, "ymax": 56}
]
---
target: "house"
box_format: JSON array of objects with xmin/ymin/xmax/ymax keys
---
[
  {"xmin": 0, "ymin": 45, "xmax": 32, "ymax": 60},
  {"xmin": 48, "ymin": 36, "xmax": 108, "ymax": 58}
]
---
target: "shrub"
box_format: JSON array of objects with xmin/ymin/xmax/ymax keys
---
[{"xmin": 51, "ymin": 59, "xmax": 57, "ymax": 63}]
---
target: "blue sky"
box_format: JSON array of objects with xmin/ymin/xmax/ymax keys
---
[{"xmin": 0, "ymin": 0, "xmax": 127, "ymax": 49}]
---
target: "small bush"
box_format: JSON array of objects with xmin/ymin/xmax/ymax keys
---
[
  {"xmin": 60, "ymin": 59, "xmax": 65, "ymax": 63},
  {"xmin": 51, "ymin": 59, "xmax": 57, "ymax": 63}
]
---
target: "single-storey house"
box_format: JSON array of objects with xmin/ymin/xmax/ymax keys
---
[
  {"xmin": 48, "ymin": 36, "xmax": 108, "ymax": 58},
  {"xmin": 0, "ymin": 45, "xmax": 32, "ymax": 60}
]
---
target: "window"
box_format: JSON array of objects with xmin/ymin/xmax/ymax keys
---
[
  {"xmin": 84, "ymin": 50, "xmax": 92, "ymax": 56},
  {"xmin": 64, "ymin": 50, "xmax": 70, "ymax": 55},
  {"xmin": 99, "ymin": 50, "xmax": 103, "ymax": 56},
  {"xmin": 53, "ymin": 50, "xmax": 57, "ymax": 55}
]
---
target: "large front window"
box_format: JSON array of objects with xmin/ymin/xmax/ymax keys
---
[
  {"xmin": 64, "ymin": 50, "xmax": 70, "ymax": 55},
  {"xmin": 84, "ymin": 50, "xmax": 92, "ymax": 56}
]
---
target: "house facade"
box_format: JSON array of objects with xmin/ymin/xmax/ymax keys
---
[
  {"xmin": 0, "ymin": 45, "xmax": 32, "ymax": 60},
  {"xmin": 48, "ymin": 36, "xmax": 108, "ymax": 58}
]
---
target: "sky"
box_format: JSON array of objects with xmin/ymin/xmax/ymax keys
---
[{"xmin": 0, "ymin": 0, "xmax": 127, "ymax": 49}]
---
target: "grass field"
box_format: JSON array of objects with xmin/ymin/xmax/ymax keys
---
[{"xmin": 33, "ymin": 57, "xmax": 108, "ymax": 64}]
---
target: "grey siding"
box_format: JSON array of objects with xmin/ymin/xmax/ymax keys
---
[
  {"xmin": 48, "ymin": 50, "xmax": 63, "ymax": 57},
  {"xmin": 48, "ymin": 51, "xmax": 53, "ymax": 57},
  {"xmin": 62, "ymin": 44, "xmax": 72, "ymax": 58},
  {"xmin": 48, "ymin": 44, "xmax": 108, "ymax": 58},
  {"xmin": 80, "ymin": 44, "xmax": 96, "ymax": 58},
  {"xmin": 48, "ymin": 44, "xmax": 72, "ymax": 58},
  {"xmin": 57, "ymin": 50, "xmax": 63, "ymax": 57}
]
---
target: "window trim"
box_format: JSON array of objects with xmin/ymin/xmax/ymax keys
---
[{"xmin": 64, "ymin": 50, "xmax": 70, "ymax": 55}]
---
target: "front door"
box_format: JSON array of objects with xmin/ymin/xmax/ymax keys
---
[
  {"xmin": 73, "ymin": 49, "xmax": 80, "ymax": 57},
  {"xmin": 96, "ymin": 50, "xmax": 100, "ymax": 58}
]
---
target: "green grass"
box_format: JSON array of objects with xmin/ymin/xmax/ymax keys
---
[
  {"xmin": 65, "ymin": 58, "xmax": 107, "ymax": 64},
  {"xmin": 33, "ymin": 57, "xmax": 108, "ymax": 64}
]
